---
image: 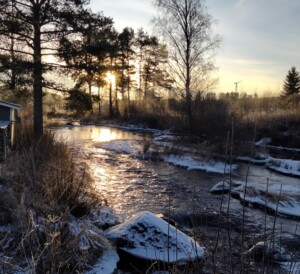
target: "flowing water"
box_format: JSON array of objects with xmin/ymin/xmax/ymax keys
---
[{"xmin": 55, "ymin": 126, "xmax": 300, "ymax": 239}]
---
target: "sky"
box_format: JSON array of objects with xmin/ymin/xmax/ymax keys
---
[{"xmin": 89, "ymin": 0, "xmax": 300, "ymax": 95}]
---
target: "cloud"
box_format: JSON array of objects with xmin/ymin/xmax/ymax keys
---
[
  {"xmin": 89, "ymin": 0, "xmax": 300, "ymax": 93},
  {"xmin": 89, "ymin": 0, "xmax": 155, "ymax": 31}
]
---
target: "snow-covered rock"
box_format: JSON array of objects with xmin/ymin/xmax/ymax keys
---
[
  {"xmin": 105, "ymin": 211, "xmax": 204, "ymax": 263},
  {"xmin": 210, "ymin": 181, "xmax": 231, "ymax": 194}
]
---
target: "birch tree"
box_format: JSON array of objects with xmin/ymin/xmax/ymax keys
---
[{"xmin": 154, "ymin": 0, "xmax": 220, "ymax": 130}]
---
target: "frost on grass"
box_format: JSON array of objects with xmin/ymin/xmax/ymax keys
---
[{"xmin": 105, "ymin": 211, "xmax": 204, "ymax": 263}]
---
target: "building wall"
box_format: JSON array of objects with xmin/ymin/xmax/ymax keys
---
[
  {"xmin": 0, "ymin": 129, "xmax": 6, "ymax": 161},
  {"xmin": 0, "ymin": 106, "xmax": 10, "ymax": 120}
]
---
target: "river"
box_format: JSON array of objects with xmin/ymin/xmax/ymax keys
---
[{"xmin": 55, "ymin": 125, "xmax": 300, "ymax": 272}]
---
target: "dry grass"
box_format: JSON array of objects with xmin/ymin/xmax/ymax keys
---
[{"xmin": 0, "ymin": 121, "xmax": 106, "ymax": 273}]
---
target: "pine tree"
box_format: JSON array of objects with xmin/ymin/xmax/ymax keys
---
[
  {"xmin": 0, "ymin": 0, "xmax": 93, "ymax": 137},
  {"xmin": 281, "ymin": 66, "xmax": 300, "ymax": 97}
]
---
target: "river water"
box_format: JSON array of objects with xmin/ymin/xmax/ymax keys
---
[{"xmin": 54, "ymin": 125, "xmax": 300, "ymax": 239}]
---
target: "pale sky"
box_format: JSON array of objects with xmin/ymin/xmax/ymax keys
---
[{"xmin": 89, "ymin": 0, "xmax": 300, "ymax": 95}]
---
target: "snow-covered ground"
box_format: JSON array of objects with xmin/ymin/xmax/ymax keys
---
[
  {"xmin": 266, "ymin": 158, "xmax": 300, "ymax": 177},
  {"xmin": 210, "ymin": 179, "xmax": 300, "ymax": 218},
  {"xmin": 162, "ymin": 154, "xmax": 236, "ymax": 174},
  {"xmin": 237, "ymin": 155, "xmax": 300, "ymax": 177},
  {"xmin": 85, "ymin": 249, "xmax": 119, "ymax": 274}
]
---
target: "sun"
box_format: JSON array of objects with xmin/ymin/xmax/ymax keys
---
[{"xmin": 105, "ymin": 72, "xmax": 116, "ymax": 88}]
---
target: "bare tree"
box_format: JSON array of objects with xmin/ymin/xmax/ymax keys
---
[{"xmin": 154, "ymin": 0, "xmax": 220, "ymax": 131}]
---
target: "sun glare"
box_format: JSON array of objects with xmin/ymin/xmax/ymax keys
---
[
  {"xmin": 105, "ymin": 72, "xmax": 116, "ymax": 88},
  {"xmin": 97, "ymin": 128, "xmax": 117, "ymax": 142}
]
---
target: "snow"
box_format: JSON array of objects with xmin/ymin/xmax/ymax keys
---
[
  {"xmin": 85, "ymin": 249, "xmax": 119, "ymax": 274},
  {"xmin": 237, "ymin": 154, "xmax": 300, "ymax": 177},
  {"xmin": 107, "ymin": 123, "xmax": 160, "ymax": 135},
  {"xmin": 88, "ymin": 205, "xmax": 118, "ymax": 229},
  {"xmin": 163, "ymin": 154, "xmax": 237, "ymax": 174},
  {"xmin": 255, "ymin": 136, "xmax": 300, "ymax": 152},
  {"xmin": 99, "ymin": 139, "xmax": 235, "ymax": 174},
  {"xmin": 266, "ymin": 158, "xmax": 300, "ymax": 177},
  {"xmin": 98, "ymin": 140, "xmax": 143, "ymax": 155},
  {"xmin": 231, "ymin": 184, "xmax": 300, "ymax": 218},
  {"xmin": 210, "ymin": 181, "xmax": 231, "ymax": 194},
  {"xmin": 246, "ymin": 241, "xmax": 292, "ymax": 261},
  {"xmin": 105, "ymin": 211, "xmax": 204, "ymax": 263},
  {"xmin": 152, "ymin": 131, "xmax": 179, "ymax": 148},
  {"xmin": 236, "ymin": 153, "xmax": 269, "ymax": 165},
  {"xmin": 255, "ymin": 137, "xmax": 272, "ymax": 146},
  {"xmin": 68, "ymin": 218, "xmax": 110, "ymax": 251}
]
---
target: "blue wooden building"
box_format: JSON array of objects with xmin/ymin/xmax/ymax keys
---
[{"xmin": 0, "ymin": 100, "xmax": 21, "ymax": 160}]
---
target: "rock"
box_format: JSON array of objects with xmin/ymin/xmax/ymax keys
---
[
  {"xmin": 105, "ymin": 211, "xmax": 204, "ymax": 263},
  {"xmin": 210, "ymin": 181, "xmax": 231, "ymax": 194}
]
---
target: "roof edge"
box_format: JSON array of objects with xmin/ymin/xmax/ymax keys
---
[{"xmin": 0, "ymin": 100, "xmax": 21, "ymax": 110}]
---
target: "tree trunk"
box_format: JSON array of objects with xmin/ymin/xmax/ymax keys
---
[
  {"xmin": 97, "ymin": 86, "xmax": 101, "ymax": 120},
  {"xmin": 33, "ymin": 8, "xmax": 43, "ymax": 138},
  {"xmin": 126, "ymin": 57, "xmax": 131, "ymax": 110},
  {"xmin": 185, "ymin": 38, "xmax": 193, "ymax": 132},
  {"xmin": 109, "ymin": 81, "xmax": 113, "ymax": 118}
]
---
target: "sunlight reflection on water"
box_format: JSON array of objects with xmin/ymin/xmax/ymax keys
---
[{"xmin": 54, "ymin": 125, "xmax": 148, "ymax": 144}]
